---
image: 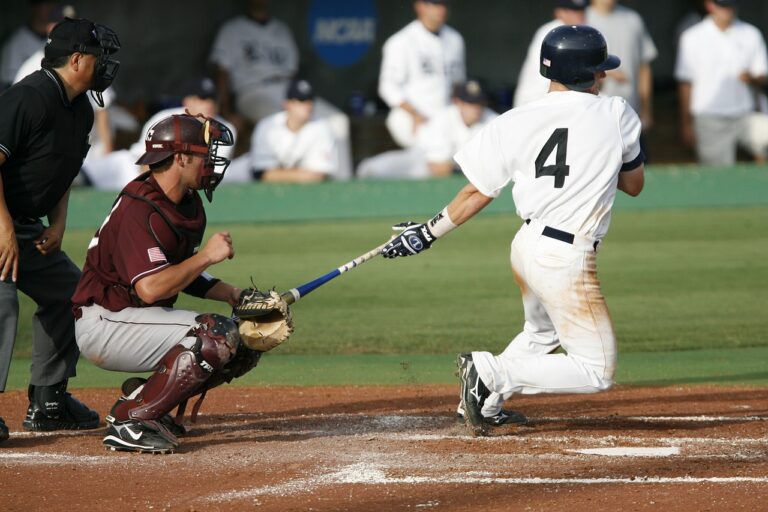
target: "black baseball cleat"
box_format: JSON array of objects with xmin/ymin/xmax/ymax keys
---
[
  {"xmin": 456, "ymin": 405, "xmax": 528, "ymax": 426},
  {"xmin": 103, "ymin": 416, "xmax": 177, "ymax": 454},
  {"xmin": 22, "ymin": 382, "xmax": 99, "ymax": 431},
  {"xmin": 0, "ymin": 416, "xmax": 9, "ymax": 443},
  {"xmin": 457, "ymin": 353, "xmax": 491, "ymax": 436}
]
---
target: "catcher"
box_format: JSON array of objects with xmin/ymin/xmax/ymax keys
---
[{"xmin": 72, "ymin": 113, "xmax": 292, "ymax": 454}]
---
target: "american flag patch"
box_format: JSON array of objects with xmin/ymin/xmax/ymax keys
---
[
  {"xmin": 147, "ymin": 247, "xmax": 167, "ymax": 263},
  {"xmin": 543, "ymin": 58, "xmax": 551, "ymax": 67}
]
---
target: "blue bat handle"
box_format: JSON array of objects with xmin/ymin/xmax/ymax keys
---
[{"xmin": 294, "ymin": 269, "xmax": 341, "ymax": 300}]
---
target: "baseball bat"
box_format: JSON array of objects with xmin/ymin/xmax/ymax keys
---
[{"xmin": 280, "ymin": 238, "xmax": 392, "ymax": 305}]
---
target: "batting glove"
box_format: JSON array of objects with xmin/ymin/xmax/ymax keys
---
[{"xmin": 382, "ymin": 221, "xmax": 435, "ymax": 258}]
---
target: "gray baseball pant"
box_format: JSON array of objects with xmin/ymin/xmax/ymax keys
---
[{"xmin": 0, "ymin": 219, "xmax": 82, "ymax": 392}]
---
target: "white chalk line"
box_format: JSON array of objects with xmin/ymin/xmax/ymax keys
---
[{"xmin": 207, "ymin": 461, "xmax": 768, "ymax": 502}]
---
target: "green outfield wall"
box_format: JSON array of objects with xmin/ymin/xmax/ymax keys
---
[{"xmin": 66, "ymin": 166, "xmax": 768, "ymax": 230}]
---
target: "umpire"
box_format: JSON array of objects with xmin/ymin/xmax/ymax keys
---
[{"xmin": 0, "ymin": 17, "xmax": 120, "ymax": 442}]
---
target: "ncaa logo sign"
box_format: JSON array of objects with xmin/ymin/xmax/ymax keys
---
[{"xmin": 308, "ymin": 0, "xmax": 377, "ymax": 68}]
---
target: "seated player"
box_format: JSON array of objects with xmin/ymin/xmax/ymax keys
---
[{"xmin": 247, "ymin": 79, "xmax": 339, "ymax": 183}]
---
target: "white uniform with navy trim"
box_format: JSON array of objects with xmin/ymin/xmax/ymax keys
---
[
  {"xmin": 356, "ymin": 104, "xmax": 496, "ymax": 179},
  {"xmin": 453, "ymin": 90, "xmax": 642, "ymax": 411},
  {"xmin": 250, "ymin": 111, "xmax": 338, "ymax": 177},
  {"xmin": 378, "ymin": 20, "xmax": 465, "ymax": 147}
]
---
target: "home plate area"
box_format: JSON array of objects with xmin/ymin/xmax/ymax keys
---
[{"xmin": 1, "ymin": 384, "xmax": 767, "ymax": 511}]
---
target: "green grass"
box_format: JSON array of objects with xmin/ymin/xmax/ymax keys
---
[{"xmin": 6, "ymin": 206, "xmax": 767, "ymax": 387}]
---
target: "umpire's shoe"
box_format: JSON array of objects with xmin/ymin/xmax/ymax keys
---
[
  {"xmin": 103, "ymin": 417, "xmax": 177, "ymax": 454},
  {"xmin": 22, "ymin": 381, "xmax": 99, "ymax": 431},
  {"xmin": 457, "ymin": 353, "xmax": 491, "ymax": 436},
  {"xmin": 0, "ymin": 416, "xmax": 9, "ymax": 443}
]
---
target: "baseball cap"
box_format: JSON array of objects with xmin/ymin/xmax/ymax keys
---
[
  {"xmin": 712, "ymin": 0, "xmax": 737, "ymax": 6},
  {"xmin": 286, "ymin": 79, "xmax": 315, "ymax": 101},
  {"xmin": 181, "ymin": 76, "xmax": 216, "ymax": 99},
  {"xmin": 420, "ymin": 0, "xmax": 450, "ymax": 4},
  {"xmin": 554, "ymin": 0, "xmax": 587, "ymax": 10},
  {"xmin": 455, "ymin": 80, "xmax": 488, "ymax": 104},
  {"xmin": 44, "ymin": 17, "xmax": 100, "ymax": 59}
]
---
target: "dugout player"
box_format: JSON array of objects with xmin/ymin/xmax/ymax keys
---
[
  {"xmin": 381, "ymin": 25, "xmax": 645, "ymax": 435},
  {"xmin": 0, "ymin": 17, "xmax": 120, "ymax": 441},
  {"xmin": 378, "ymin": 0, "xmax": 466, "ymax": 148},
  {"xmin": 72, "ymin": 113, "xmax": 262, "ymax": 454}
]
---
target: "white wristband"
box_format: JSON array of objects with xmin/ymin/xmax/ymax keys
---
[{"xmin": 426, "ymin": 207, "xmax": 458, "ymax": 238}]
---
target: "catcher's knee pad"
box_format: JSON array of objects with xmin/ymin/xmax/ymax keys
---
[
  {"xmin": 111, "ymin": 314, "xmax": 239, "ymax": 422},
  {"xmin": 205, "ymin": 344, "xmax": 263, "ymax": 391}
]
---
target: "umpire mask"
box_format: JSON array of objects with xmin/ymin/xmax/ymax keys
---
[{"xmin": 44, "ymin": 18, "xmax": 121, "ymax": 107}]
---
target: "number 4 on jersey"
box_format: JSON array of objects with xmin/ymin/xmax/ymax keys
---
[{"xmin": 535, "ymin": 128, "xmax": 570, "ymax": 188}]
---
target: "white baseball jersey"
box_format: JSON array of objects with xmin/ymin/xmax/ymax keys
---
[
  {"xmin": 454, "ymin": 91, "xmax": 642, "ymax": 241},
  {"xmin": 420, "ymin": 104, "xmax": 498, "ymax": 163},
  {"xmin": 250, "ymin": 111, "xmax": 337, "ymax": 176},
  {"xmin": 676, "ymin": 16, "xmax": 768, "ymax": 117},
  {"xmin": 586, "ymin": 5, "xmax": 657, "ymax": 112},
  {"xmin": 378, "ymin": 20, "xmax": 466, "ymax": 118},
  {"xmin": 209, "ymin": 15, "xmax": 298, "ymax": 97},
  {"xmin": 514, "ymin": 19, "xmax": 563, "ymax": 108}
]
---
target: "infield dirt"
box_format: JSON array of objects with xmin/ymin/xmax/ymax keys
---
[{"xmin": 1, "ymin": 384, "xmax": 766, "ymax": 511}]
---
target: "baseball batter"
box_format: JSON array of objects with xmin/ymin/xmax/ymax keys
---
[
  {"xmin": 378, "ymin": 0, "xmax": 465, "ymax": 148},
  {"xmin": 72, "ymin": 113, "xmax": 261, "ymax": 453},
  {"xmin": 382, "ymin": 25, "xmax": 645, "ymax": 434}
]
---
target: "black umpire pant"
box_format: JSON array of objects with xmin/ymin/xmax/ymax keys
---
[{"xmin": 0, "ymin": 219, "xmax": 82, "ymax": 392}]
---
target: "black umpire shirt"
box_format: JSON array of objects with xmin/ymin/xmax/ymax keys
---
[{"xmin": 0, "ymin": 68, "xmax": 93, "ymax": 219}]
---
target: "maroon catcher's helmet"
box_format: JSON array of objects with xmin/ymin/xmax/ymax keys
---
[{"xmin": 135, "ymin": 113, "xmax": 234, "ymax": 201}]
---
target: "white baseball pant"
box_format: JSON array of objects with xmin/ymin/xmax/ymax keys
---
[{"xmin": 472, "ymin": 218, "xmax": 616, "ymax": 407}]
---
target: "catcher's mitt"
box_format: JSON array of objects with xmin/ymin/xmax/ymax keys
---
[{"xmin": 233, "ymin": 288, "xmax": 294, "ymax": 352}]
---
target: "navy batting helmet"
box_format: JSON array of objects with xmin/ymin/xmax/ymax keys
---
[{"xmin": 539, "ymin": 25, "xmax": 619, "ymax": 91}]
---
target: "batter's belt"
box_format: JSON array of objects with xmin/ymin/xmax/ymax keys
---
[{"xmin": 525, "ymin": 219, "xmax": 599, "ymax": 251}]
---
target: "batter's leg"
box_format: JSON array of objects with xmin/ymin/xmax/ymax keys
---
[{"xmin": 472, "ymin": 229, "xmax": 615, "ymax": 396}]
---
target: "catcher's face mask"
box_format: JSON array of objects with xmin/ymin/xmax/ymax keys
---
[{"xmin": 196, "ymin": 114, "xmax": 234, "ymax": 202}]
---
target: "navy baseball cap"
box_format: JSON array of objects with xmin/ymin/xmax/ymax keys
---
[
  {"xmin": 181, "ymin": 76, "xmax": 216, "ymax": 99},
  {"xmin": 455, "ymin": 80, "xmax": 488, "ymax": 104},
  {"xmin": 712, "ymin": 0, "xmax": 737, "ymax": 6},
  {"xmin": 554, "ymin": 0, "xmax": 587, "ymax": 9},
  {"xmin": 286, "ymin": 79, "xmax": 315, "ymax": 101},
  {"xmin": 44, "ymin": 17, "xmax": 101, "ymax": 59}
]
